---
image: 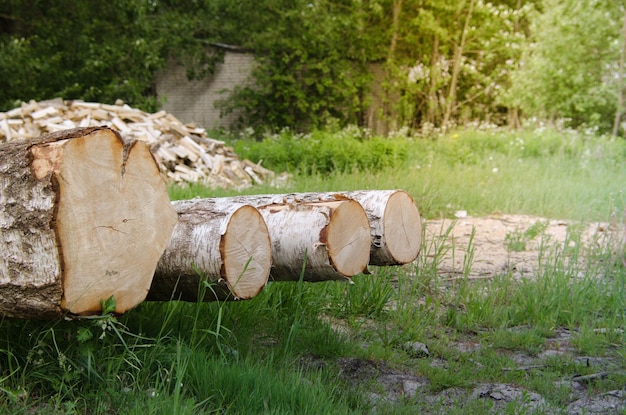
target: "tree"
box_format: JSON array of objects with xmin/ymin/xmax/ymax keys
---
[
  {"xmin": 0, "ymin": 0, "xmax": 228, "ymax": 112},
  {"xmin": 507, "ymin": 0, "xmax": 624, "ymax": 134},
  {"xmin": 222, "ymin": 0, "xmax": 380, "ymax": 132},
  {"xmin": 613, "ymin": 7, "xmax": 626, "ymax": 136},
  {"xmin": 442, "ymin": 0, "xmax": 476, "ymax": 129},
  {"xmin": 378, "ymin": 0, "xmax": 534, "ymax": 131}
]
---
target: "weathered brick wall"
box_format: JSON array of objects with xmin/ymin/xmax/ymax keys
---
[{"xmin": 156, "ymin": 51, "xmax": 255, "ymax": 130}]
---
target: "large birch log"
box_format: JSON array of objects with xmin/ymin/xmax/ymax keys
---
[
  {"xmin": 258, "ymin": 200, "xmax": 371, "ymax": 282},
  {"xmin": 147, "ymin": 199, "xmax": 272, "ymax": 302},
  {"xmin": 0, "ymin": 127, "xmax": 177, "ymax": 318},
  {"xmin": 210, "ymin": 190, "xmax": 422, "ymax": 266}
]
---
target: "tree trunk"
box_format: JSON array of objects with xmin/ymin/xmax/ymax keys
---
[
  {"xmin": 426, "ymin": 34, "xmax": 441, "ymax": 126},
  {"xmin": 210, "ymin": 190, "xmax": 421, "ymax": 266},
  {"xmin": 0, "ymin": 127, "xmax": 177, "ymax": 319},
  {"xmin": 257, "ymin": 199, "xmax": 371, "ymax": 282},
  {"xmin": 442, "ymin": 0, "xmax": 476, "ymax": 130},
  {"xmin": 147, "ymin": 200, "xmax": 272, "ymax": 302},
  {"xmin": 388, "ymin": 0, "xmax": 403, "ymax": 61},
  {"xmin": 613, "ymin": 8, "xmax": 626, "ymax": 137},
  {"xmin": 339, "ymin": 190, "xmax": 422, "ymax": 265}
]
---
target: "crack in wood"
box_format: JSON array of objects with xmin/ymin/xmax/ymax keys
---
[{"xmin": 94, "ymin": 225, "xmax": 128, "ymax": 235}]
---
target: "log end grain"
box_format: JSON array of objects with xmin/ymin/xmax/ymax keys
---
[
  {"xmin": 260, "ymin": 200, "xmax": 370, "ymax": 282},
  {"xmin": 379, "ymin": 190, "xmax": 422, "ymax": 265},
  {"xmin": 322, "ymin": 200, "xmax": 371, "ymax": 277},
  {"xmin": 50, "ymin": 128, "xmax": 178, "ymax": 315},
  {"xmin": 220, "ymin": 205, "xmax": 272, "ymax": 299},
  {"xmin": 149, "ymin": 201, "xmax": 271, "ymax": 302}
]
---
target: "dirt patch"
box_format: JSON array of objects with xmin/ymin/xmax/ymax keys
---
[
  {"xmin": 322, "ymin": 215, "xmax": 626, "ymax": 414},
  {"xmin": 423, "ymin": 214, "xmax": 622, "ymax": 280}
]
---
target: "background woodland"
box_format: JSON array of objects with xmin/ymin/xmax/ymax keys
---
[{"xmin": 1, "ymin": 0, "xmax": 625, "ymax": 135}]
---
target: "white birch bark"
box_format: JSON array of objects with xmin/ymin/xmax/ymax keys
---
[
  {"xmin": 148, "ymin": 199, "xmax": 272, "ymax": 301},
  {"xmin": 0, "ymin": 127, "xmax": 177, "ymax": 318},
  {"xmin": 256, "ymin": 200, "xmax": 371, "ymax": 282},
  {"xmin": 213, "ymin": 190, "xmax": 422, "ymax": 266}
]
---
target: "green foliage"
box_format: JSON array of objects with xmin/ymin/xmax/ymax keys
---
[
  {"xmin": 2, "ymin": 0, "xmax": 621, "ymax": 134},
  {"xmin": 184, "ymin": 351, "xmax": 353, "ymax": 414},
  {"xmin": 0, "ymin": 0, "xmax": 232, "ymax": 112},
  {"xmin": 387, "ymin": 0, "xmax": 536, "ymax": 128},
  {"xmin": 325, "ymin": 271, "xmax": 395, "ymax": 319},
  {"xmin": 99, "ymin": 295, "xmax": 117, "ymax": 315},
  {"xmin": 507, "ymin": 0, "xmax": 624, "ymax": 133},
  {"xmin": 439, "ymin": 235, "xmax": 626, "ymax": 335},
  {"xmin": 221, "ymin": 0, "xmax": 374, "ymax": 132},
  {"xmin": 232, "ymin": 127, "xmax": 409, "ymax": 174},
  {"xmin": 504, "ymin": 220, "xmax": 549, "ymax": 252}
]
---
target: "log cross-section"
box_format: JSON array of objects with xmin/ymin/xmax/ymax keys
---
[
  {"xmin": 148, "ymin": 199, "xmax": 272, "ymax": 302},
  {"xmin": 0, "ymin": 127, "xmax": 178, "ymax": 318},
  {"xmin": 257, "ymin": 199, "xmax": 371, "ymax": 282}
]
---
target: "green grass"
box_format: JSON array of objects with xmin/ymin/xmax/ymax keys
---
[
  {"xmin": 175, "ymin": 126, "xmax": 626, "ymax": 222},
  {"xmin": 1, "ymin": 126, "xmax": 625, "ymax": 413}
]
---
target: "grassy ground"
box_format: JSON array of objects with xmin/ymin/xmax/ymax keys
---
[
  {"xmin": 183, "ymin": 126, "xmax": 626, "ymax": 221},
  {"xmin": 0, "ymin": 127, "xmax": 624, "ymax": 414}
]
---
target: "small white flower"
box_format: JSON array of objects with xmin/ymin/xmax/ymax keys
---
[{"xmin": 492, "ymin": 167, "xmax": 498, "ymax": 173}]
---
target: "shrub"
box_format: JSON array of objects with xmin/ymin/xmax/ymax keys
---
[{"xmin": 232, "ymin": 127, "xmax": 409, "ymax": 174}]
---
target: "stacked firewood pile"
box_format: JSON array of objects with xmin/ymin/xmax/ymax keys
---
[{"xmin": 0, "ymin": 98, "xmax": 279, "ymax": 189}]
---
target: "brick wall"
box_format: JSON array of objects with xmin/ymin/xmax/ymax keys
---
[{"xmin": 156, "ymin": 50, "xmax": 255, "ymax": 130}]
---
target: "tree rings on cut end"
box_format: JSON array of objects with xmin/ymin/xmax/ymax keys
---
[
  {"xmin": 53, "ymin": 129, "xmax": 177, "ymax": 315},
  {"xmin": 220, "ymin": 205, "xmax": 272, "ymax": 299},
  {"xmin": 149, "ymin": 200, "xmax": 272, "ymax": 302},
  {"xmin": 323, "ymin": 200, "xmax": 371, "ymax": 277},
  {"xmin": 378, "ymin": 190, "xmax": 422, "ymax": 265},
  {"xmin": 261, "ymin": 199, "xmax": 371, "ymax": 282}
]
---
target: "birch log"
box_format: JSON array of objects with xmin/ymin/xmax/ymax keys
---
[
  {"xmin": 210, "ymin": 190, "xmax": 422, "ymax": 266},
  {"xmin": 257, "ymin": 200, "xmax": 371, "ymax": 282},
  {"xmin": 340, "ymin": 190, "xmax": 422, "ymax": 265},
  {"xmin": 147, "ymin": 199, "xmax": 272, "ymax": 301},
  {"xmin": 0, "ymin": 127, "xmax": 178, "ymax": 318}
]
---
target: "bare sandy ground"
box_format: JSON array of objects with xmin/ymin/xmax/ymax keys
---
[{"xmin": 423, "ymin": 214, "xmax": 624, "ymax": 280}]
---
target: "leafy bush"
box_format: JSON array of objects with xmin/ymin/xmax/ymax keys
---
[
  {"xmin": 426, "ymin": 127, "xmax": 625, "ymax": 167},
  {"xmin": 232, "ymin": 127, "xmax": 409, "ymax": 174}
]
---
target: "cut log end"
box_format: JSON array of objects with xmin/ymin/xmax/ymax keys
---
[
  {"xmin": 0, "ymin": 127, "xmax": 177, "ymax": 318},
  {"xmin": 220, "ymin": 205, "xmax": 272, "ymax": 299},
  {"xmin": 149, "ymin": 201, "xmax": 272, "ymax": 302},
  {"xmin": 263, "ymin": 199, "xmax": 371, "ymax": 282},
  {"xmin": 380, "ymin": 191, "xmax": 422, "ymax": 264},
  {"xmin": 323, "ymin": 200, "xmax": 372, "ymax": 277},
  {"xmin": 48, "ymin": 129, "xmax": 177, "ymax": 315}
]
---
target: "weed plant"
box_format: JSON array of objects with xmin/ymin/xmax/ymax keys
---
[{"xmin": 231, "ymin": 127, "xmax": 409, "ymax": 175}]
